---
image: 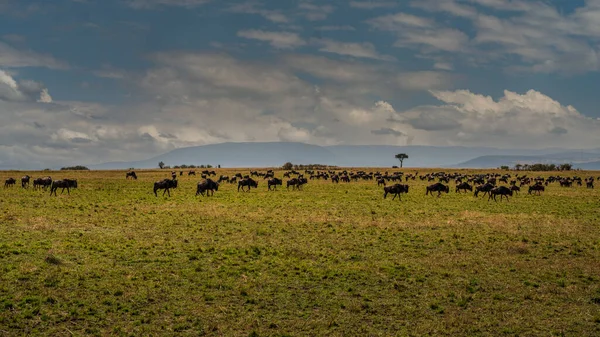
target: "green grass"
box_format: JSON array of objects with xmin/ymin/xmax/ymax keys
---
[{"xmin": 1, "ymin": 169, "xmax": 600, "ymax": 336}]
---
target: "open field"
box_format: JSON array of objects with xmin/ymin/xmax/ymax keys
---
[{"xmin": 1, "ymin": 169, "xmax": 600, "ymax": 336}]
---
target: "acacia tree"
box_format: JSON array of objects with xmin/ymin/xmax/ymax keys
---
[
  {"xmin": 158, "ymin": 161, "xmax": 165, "ymax": 169},
  {"xmin": 395, "ymin": 153, "xmax": 408, "ymax": 168}
]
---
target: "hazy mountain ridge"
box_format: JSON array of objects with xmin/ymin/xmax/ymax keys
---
[{"xmin": 86, "ymin": 142, "xmax": 600, "ymax": 170}]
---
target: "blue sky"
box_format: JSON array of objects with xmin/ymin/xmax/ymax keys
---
[{"xmin": 1, "ymin": 0, "xmax": 600, "ymax": 168}]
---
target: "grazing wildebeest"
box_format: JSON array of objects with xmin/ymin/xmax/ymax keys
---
[
  {"xmin": 474, "ymin": 183, "xmax": 495, "ymax": 197},
  {"xmin": 587, "ymin": 181, "xmax": 594, "ymax": 189},
  {"xmin": 286, "ymin": 177, "xmax": 307, "ymax": 190},
  {"xmin": 267, "ymin": 178, "xmax": 282, "ymax": 191},
  {"xmin": 528, "ymin": 184, "xmax": 545, "ymax": 195},
  {"xmin": 331, "ymin": 175, "xmax": 339, "ymax": 183},
  {"xmin": 49, "ymin": 179, "xmax": 78, "ymax": 196},
  {"xmin": 383, "ymin": 184, "xmax": 409, "ymax": 200},
  {"xmin": 196, "ymin": 179, "xmax": 219, "ymax": 196},
  {"xmin": 188, "ymin": 170, "xmax": 196, "ymax": 176},
  {"xmin": 218, "ymin": 175, "xmax": 229, "ymax": 183},
  {"xmin": 510, "ymin": 185, "xmax": 521, "ymax": 194},
  {"xmin": 33, "ymin": 176, "xmax": 52, "ymax": 190},
  {"xmin": 238, "ymin": 177, "xmax": 258, "ymax": 192},
  {"xmin": 21, "ymin": 175, "xmax": 30, "ymax": 188},
  {"xmin": 229, "ymin": 177, "xmax": 237, "ymax": 184},
  {"xmin": 455, "ymin": 182, "xmax": 472, "ymax": 193},
  {"xmin": 377, "ymin": 178, "xmax": 386, "ymax": 187},
  {"xmin": 4, "ymin": 178, "xmax": 16, "ymax": 188},
  {"xmin": 489, "ymin": 186, "xmax": 513, "ymax": 201},
  {"xmin": 126, "ymin": 171, "xmax": 138, "ymax": 180},
  {"xmin": 426, "ymin": 183, "xmax": 449, "ymax": 197},
  {"xmin": 153, "ymin": 178, "xmax": 177, "ymax": 197}
]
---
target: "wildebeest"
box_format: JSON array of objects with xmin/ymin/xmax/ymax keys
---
[
  {"xmin": 21, "ymin": 175, "xmax": 30, "ymax": 188},
  {"xmin": 455, "ymin": 182, "xmax": 472, "ymax": 193},
  {"xmin": 33, "ymin": 176, "xmax": 52, "ymax": 190},
  {"xmin": 4, "ymin": 178, "xmax": 16, "ymax": 188},
  {"xmin": 474, "ymin": 183, "xmax": 495, "ymax": 197},
  {"xmin": 510, "ymin": 185, "xmax": 521, "ymax": 194},
  {"xmin": 489, "ymin": 186, "xmax": 513, "ymax": 201},
  {"xmin": 383, "ymin": 184, "xmax": 409, "ymax": 200},
  {"xmin": 426, "ymin": 183, "xmax": 449, "ymax": 197},
  {"xmin": 377, "ymin": 178, "xmax": 386, "ymax": 187},
  {"xmin": 154, "ymin": 178, "xmax": 177, "ymax": 197},
  {"xmin": 287, "ymin": 177, "xmax": 307, "ymax": 190},
  {"xmin": 267, "ymin": 178, "xmax": 282, "ymax": 191},
  {"xmin": 331, "ymin": 175, "xmax": 339, "ymax": 183},
  {"xmin": 126, "ymin": 171, "xmax": 137, "ymax": 180},
  {"xmin": 196, "ymin": 179, "xmax": 219, "ymax": 196},
  {"xmin": 528, "ymin": 184, "xmax": 545, "ymax": 195},
  {"xmin": 238, "ymin": 177, "xmax": 258, "ymax": 192},
  {"xmin": 50, "ymin": 179, "xmax": 78, "ymax": 196}
]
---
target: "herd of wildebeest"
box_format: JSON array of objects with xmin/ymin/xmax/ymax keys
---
[{"xmin": 3, "ymin": 168, "xmax": 597, "ymax": 202}]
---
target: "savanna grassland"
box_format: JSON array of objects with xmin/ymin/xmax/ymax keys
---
[{"xmin": 1, "ymin": 168, "xmax": 599, "ymax": 336}]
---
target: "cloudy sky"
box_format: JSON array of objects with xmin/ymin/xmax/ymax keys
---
[{"xmin": 2, "ymin": 0, "xmax": 600, "ymax": 168}]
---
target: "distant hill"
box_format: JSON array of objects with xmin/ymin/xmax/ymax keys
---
[{"xmin": 87, "ymin": 142, "xmax": 600, "ymax": 170}]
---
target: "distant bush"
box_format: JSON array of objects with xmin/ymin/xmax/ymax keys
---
[
  {"xmin": 60, "ymin": 165, "xmax": 89, "ymax": 171},
  {"xmin": 282, "ymin": 162, "xmax": 293, "ymax": 170},
  {"xmin": 292, "ymin": 164, "xmax": 338, "ymax": 170},
  {"xmin": 513, "ymin": 163, "xmax": 572, "ymax": 171}
]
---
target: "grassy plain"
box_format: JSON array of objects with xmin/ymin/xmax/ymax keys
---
[{"xmin": 1, "ymin": 168, "xmax": 599, "ymax": 336}]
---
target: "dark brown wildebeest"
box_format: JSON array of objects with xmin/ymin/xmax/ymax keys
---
[
  {"xmin": 474, "ymin": 183, "xmax": 495, "ymax": 197},
  {"xmin": 383, "ymin": 184, "xmax": 409, "ymax": 200},
  {"xmin": 21, "ymin": 175, "xmax": 30, "ymax": 188},
  {"xmin": 154, "ymin": 178, "xmax": 177, "ymax": 197},
  {"xmin": 196, "ymin": 179, "xmax": 219, "ymax": 196},
  {"xmin": 4, "ymin": 178, "xmax": 16, "ymax": 188},
  {"xmin": 331, "ymin": 175, "xmax": 339, "ymax": 183},
  {"xmin": 510, "ymin": 185, "xmax": 521, "ymax": 194},
  {"xmin": 287, "ymin": 177, "xmax": 307, "ymax": 190},
  {"xmin": 34, "ymin": 176, "xmax": 52, "ymax": 190},
  {"xmin": 489, "ymin": 186, "xmax": 513, "ymax": 201},
  {"xmin": 126, "ymin": 171, "xmax": 137, "ymax": 180},
  {"xmin": 171, "ymin": 171, "xmax": 177, "ymax": 180},
  {"xmin": 455, "ymin": 182, "xmax": 472, "ymax": 193},
  {"xmin": 229, "ymin": 177, "xmax": 237, "ymax": 184},
  {"xmin": 218, "ymin": 175, "xmax": 229, "ymax": 183},
  {"xmin": 267, "ymin": 178, "xmax": 282, "ymax": 191},
  {"xmin": 377, "ymin": 178, "xmax": 386, "ymax": 187},
  {"xmin": 426, "ymin": 183, "xmax": 449, "ymax": 197},
  {"xmin": 528, "ymin": 184, "xmax": 545, "ymax": 195},
  {"xmin": 238, "ymin": 177, "xmax": 258, "ymax": 192},
  {"xmin": 188, "ymin": 170, "xmax": 196, "ymax": 176},
  {"xmin": 50, "ymin": 179, "xmax": 78, "ymax": 196}
]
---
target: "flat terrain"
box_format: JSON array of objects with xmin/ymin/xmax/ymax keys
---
[{"xmin": 1, "ymin": 169, "xmax": 599, "ymax": 336}]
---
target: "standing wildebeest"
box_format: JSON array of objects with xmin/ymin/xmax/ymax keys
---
[
  {"xmin": 489, "ymin": 186, "xmax": 513, "ymax": 201},
  {"xmin": 426, "ymin": 183, "xmax": 449, "ymax": 197},
  {"xmin": 196, "ymin": 179, "xmax": 219, "ymax": 196},
  {"xmin": 267, "ymin": 178, "xmax": 282, "ymax": 191},
  {"xmin": 474, "ymin": 183, "xmax": 495, "ymax": 197},
  {"xmin": 383, "ymin": 184, "xmax": 409, "ymax": 200},
  {"xmin": 528, "ymin": 184, "xmax": 545, "ymax": 195},
  {"xmin": 50, "ymin": 179, "xmax": 78, "ymax": 196},
  {"xmin": 238, "ymin": 177, "xmax": 258, "ymax": 192},
  {"xmin": 126, "ymin": 171, "xmax": 138, "ymax": 180},
  {"xmin": 455, "ymin": 182, "xmax": 472, "ymax": 193},
  {"xmin": 4, "ymin": 178, "xmax": 16, "ymax": 188},
  {"xmin": 331, "ymin": 175, "xmax": 339, "ymax": 183},
  {"xmin": 33, "ymin": 176, "xmax": 52, "ymax": 190},
  {"xmin": 188, "ymin": 170, "xmax": 196, "ymax": 176},
  {"xmin": 377, "ymin": 178, "xmax": 386, "ymax": 187},
  {"xmin": 21, "ymin": 175, "xmax": 30, "ymax": 188},
  {"xmin": 153, "ymin": 178, "xmax": 178, "ymax": 197},
  {"xmin": 287, "ymin": 177, "xmax": 307, "ymax": 190}
]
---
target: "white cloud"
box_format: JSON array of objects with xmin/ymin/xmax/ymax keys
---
[
  {"xmin": 0, "ymin": 42, "xmax": 68, "ymax": 69},
  {"xmin": 227, "ymin": 2, "xmax": 289, "ymax": 23},
  {"xmin": 350, "ymin": 1, "xmax": 397, "ymax": 9},
  {"xmin": 126, "ymin": 0, "xmax": 211, "ymax": 9},
  {"xmin": 314, "ymin": 38, "xmax": 396, "ymax": 61},
  {"xmin": 298, "ymin": 1, "xmax": 335, "ymax": 21},
  {"xmin": 237, "ymin": 30, "xmax": 306, "ymax": 49},
  {"xmin": 0, "ymin": 69, "xmax": 52, "ymax": 103}
]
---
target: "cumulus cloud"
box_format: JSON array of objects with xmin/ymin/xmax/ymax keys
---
[{"xmin": 0, "ymin": 70, "xmax": 53, "ymax": 103}]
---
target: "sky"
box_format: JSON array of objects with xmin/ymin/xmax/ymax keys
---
[{"xmin": 1, "ymin": 0, "xmax": 600, "ymax": 168}]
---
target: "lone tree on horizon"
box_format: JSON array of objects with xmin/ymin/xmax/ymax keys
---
[
  {"xmin": 395, "ymin": 153, "xmax": 408, "ymax": 168},
  {"xmin": 158, "ymin": 161, "xmax": 165, "ymax": 169}
]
